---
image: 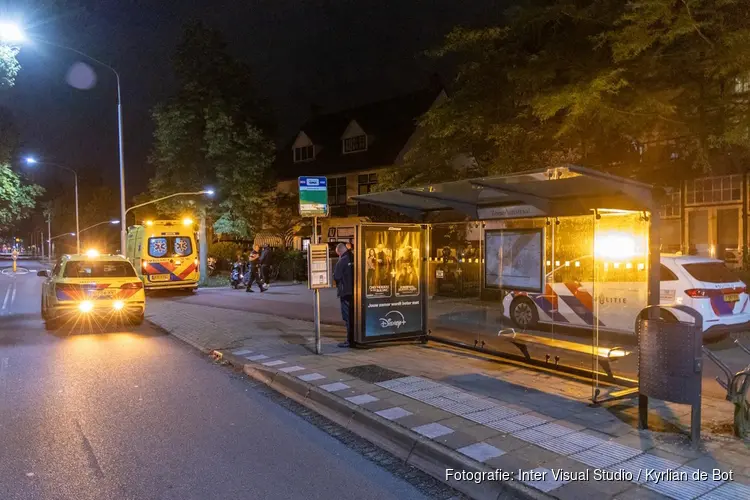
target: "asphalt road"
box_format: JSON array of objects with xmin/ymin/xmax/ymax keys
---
[
  {"xmin": 0, "ymin": 263, "xmax": 447, "ymax": 500},
  {"xmin": 154, "ymin": 282, "xmax": 750, "ymax": 401}
]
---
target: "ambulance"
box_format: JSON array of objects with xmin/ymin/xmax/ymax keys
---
[{"xmin": 126, "ymin": 219, "xmax": 199, "ymax": 291}]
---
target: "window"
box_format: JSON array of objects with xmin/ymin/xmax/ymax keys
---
[
  {"xmin": 660, "ymin": 264, "xmax": 678, "ymax": 281},
  {"xmin": 358, "ymin": 173, "xmax": 378, "ymax": 195},
  {"xmin": 328, "ymin": 176, "xmax": 347, "ymax": 206},
  {"xmin": 293, "ymin": 145, "xmax": 315, "ymax": 163},
  {"xmin": 63, "ymin": 261, "xmax": 137, "ymax": 278},
  {"xmin": 685, "ymin": 175, "xmax": 742, "ymax": 205},
  {"xmin": 682, "ymin": 262, "xmax": 740, "ymax": 283},
  {"xmin": 148, "ymin": 237, "xmax": 194, "ymax": 258},
  {"xmin": 659, "ymin": 189, "xmax": 681, "ymax": 218},
  {"xmin": 343, "ymin": 135, "xmax": 367, "ymax": 153}
]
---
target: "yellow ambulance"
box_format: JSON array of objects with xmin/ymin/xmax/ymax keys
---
[{"xmin": 126, "ymin": 219, "xmax": 199, "ymax": 291}]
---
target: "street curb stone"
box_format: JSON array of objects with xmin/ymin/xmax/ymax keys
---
[{"xmin": 228, "ymin": 355, "xmax": 549, "ymax": 500}]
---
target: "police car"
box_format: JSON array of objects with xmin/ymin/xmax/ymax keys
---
[
  {"xmin": 39, "ymin": 251, "xmax": 145, "ymax": 330},
  {"xmin": 503, "ymin": 255, "xmax": 750, "ymax": 341}
]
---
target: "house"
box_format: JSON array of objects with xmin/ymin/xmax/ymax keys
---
[{"xmin": 270, "ymin": 83, "xmax": 446, "ymax": 249}]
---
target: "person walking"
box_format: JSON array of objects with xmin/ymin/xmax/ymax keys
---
[
  {"xmin": 245, "ymin": 245, "xmax": 266, "ymax": 293},
  {"xmin": 259, "ymin": 243, "xmax": 272, "ymax": 287},
  {"xmin": 333, "ymin": 242, "xmax": 354, "ymax": 347}
]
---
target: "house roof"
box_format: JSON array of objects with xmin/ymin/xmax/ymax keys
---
[{"xmin": 274, "ymin": 86, "xmax": 442, "ymax": 181}]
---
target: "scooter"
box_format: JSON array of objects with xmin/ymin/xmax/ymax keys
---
[{"xmin": 230, "ymin": 262, "xmax": 245, "ymax": 289}]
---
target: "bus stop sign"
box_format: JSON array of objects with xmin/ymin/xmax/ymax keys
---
[{"xmin": 298, "ymin": 176, "xmax": 328, "ymax": 217}]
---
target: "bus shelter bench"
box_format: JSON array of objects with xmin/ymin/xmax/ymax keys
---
[
  {"xmin": 497, "ymin": 329, "xmax": 632, "ymax": 377},
  {"xmin": 702, "ymin": 339, "xmax": 750, "ymax": 439}
]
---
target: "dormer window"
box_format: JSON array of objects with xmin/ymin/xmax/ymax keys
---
[
  {"xmin": 343, "ymin": 135, "xmax": 367, "ymax": 153},
  {"xmin": 294, "ymin": 145, "xmax": 315, "ymax": 163}
]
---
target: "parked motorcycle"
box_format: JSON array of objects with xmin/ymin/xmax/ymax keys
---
[{"xmin": 230, "ymin": 262, "xmax": 245, "ymax": 289}]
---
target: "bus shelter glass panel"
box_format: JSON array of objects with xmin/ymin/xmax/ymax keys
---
[{"xmin": 592, "ymin": 211, "xmax": 649, "ymax": 399}]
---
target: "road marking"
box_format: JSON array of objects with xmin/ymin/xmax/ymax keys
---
[{"xmin": 1, "ymin": 284, "xmax": 10, "ymax": 314}]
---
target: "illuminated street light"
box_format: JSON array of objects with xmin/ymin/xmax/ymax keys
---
[
  {"xmin": 0, "ymin": 23, "xmax": 25, "ymax": 42},
  {"xmin": 7, "ymin": 23, "xmax": 128, "ymax": 255},
  {"xmin": 25, "ymin": 156, "xmax": 80, "ymax": 253}
]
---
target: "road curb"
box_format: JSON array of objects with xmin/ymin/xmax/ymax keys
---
[
  {"xmin": 220, "ymin": 353, "xmax": 549, "ymax": 500},
  {"xmin": 146, "ymin": 318, "xmax": 213, "ymax": 354}
]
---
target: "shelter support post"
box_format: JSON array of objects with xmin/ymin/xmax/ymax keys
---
[{"xmin": 640, "ymin": 209, "xmax": 661, "ymax": 430}]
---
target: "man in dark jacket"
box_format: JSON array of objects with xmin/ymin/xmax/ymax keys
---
[
  {"xmin": 259, "ymin": 244, "xmax": 272, "ymax": 286},
  {"xmin": 333, "ymin": 243, "xmax": 354, "ymax": 347},
  {"xmin": 245, "ymin": 245, "xmax": 266, "ymax": 293}
]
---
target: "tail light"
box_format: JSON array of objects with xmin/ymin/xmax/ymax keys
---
[{"xmin": 121, "ymin": 282, "xmax": 143, "ymax": 290}]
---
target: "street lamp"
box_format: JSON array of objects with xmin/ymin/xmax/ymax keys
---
[
  {"xmin": 79, "ymin": 219, "xmax": 120, "ymax": 234},
  {"xmin": 0, "ymin": 23, "xmax": 25, "ymax": 42},
  {"xmin": 123, "ymin": 190, "xmax": 214, "ymax": 220},
  {"xmin": 25, "ymin": 156, "xmax": 80, "ymax": 253},
  {"xmin": 7, "ymin": 23, "xmax": 127, "ymax": 256}
]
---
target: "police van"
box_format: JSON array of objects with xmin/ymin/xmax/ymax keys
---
[{"xmin": 126, "ymin": 219, "xmax": 199, "ymax": 291}]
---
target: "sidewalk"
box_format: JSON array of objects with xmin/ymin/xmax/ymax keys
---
[{"xmin": 147, "ymin": 300, "xmax": 750, "ymax": 500}]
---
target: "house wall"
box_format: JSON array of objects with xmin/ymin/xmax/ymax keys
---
[{"xmin": 660, "ymin": 173, "xmax": 747, "ymax": 267}]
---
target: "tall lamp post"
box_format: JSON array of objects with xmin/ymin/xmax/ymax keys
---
[
  {"xmin": 1, "ymin": 24, "xmax": 127, "ymax": 254},
  {"xmin": 24, "ymin": 157, "xmax": 80, "ymax": 253}
]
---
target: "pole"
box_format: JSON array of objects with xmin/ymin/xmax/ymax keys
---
[
  {"xmin": 313, "ymin": 215, "xmax": 321, "ymax": 354},
  {"xmin": 117, "ymin": 75, "xmax": 127, "ymax": 255},
  {"xmin": 74, "ymin": 170, "xmax": 80, "ymax": 253},
  {"xmin": 199, "ymin": 209, "xmax": 208, "ymax": 286},
  {"xmin": 47, "ymin": 217, "xmax": 52, "ymax": 262}
]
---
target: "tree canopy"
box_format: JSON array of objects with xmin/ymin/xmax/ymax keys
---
[
  {"xmin": 148, "ymin": 22, "xmax": 275, "ymax": 236},
  {"xmin": 382, "ymin": 0, "xmax": 750, "ymax": 189}
]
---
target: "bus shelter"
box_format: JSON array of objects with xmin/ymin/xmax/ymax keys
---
[{"xmin": 352, "ymin": 165, "xmax": 661, "ymax": 403}]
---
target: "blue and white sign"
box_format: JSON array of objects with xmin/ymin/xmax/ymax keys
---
[{"xmin": 298, "ymin": 176, "xmax": 328, "ymax": 217}]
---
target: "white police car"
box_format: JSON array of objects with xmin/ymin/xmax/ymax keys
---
[{"xmin": 504, "ymin": 255, "xmax": 750, "ymax": 341}]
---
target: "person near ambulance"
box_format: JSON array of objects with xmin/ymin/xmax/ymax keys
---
[{"xmin": 245, "ymin": 245, "xmax": 266, "ymax": 293}]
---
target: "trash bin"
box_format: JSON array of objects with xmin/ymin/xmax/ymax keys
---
[
  {"xmin": 638, "ymin": 305, "xmax": 703, "ymax": 405},
  {"xmin": 637, "ymin": 305, "xmax": 703, "ymax": 446}
]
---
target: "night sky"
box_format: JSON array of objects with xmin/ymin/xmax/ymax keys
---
[{"xmin": 1, "ymin": 0, "xmax": 502, "ymax": 198}]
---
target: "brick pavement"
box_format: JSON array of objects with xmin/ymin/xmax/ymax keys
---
[{"xmin": 147, "ymin": 299, "xmax": 750, "ymax": 499}]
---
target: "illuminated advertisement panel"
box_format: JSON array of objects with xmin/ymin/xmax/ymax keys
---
[{"xmin": 359, "ymin": 225, "xmax": 426, "ymax": 342}]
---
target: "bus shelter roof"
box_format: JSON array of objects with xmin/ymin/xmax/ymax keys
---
[{"xmin": 352, "ymin": 165, "xmax": 656, "ymax": 221}]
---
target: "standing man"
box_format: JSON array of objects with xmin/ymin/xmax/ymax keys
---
[
  {"xmin": 245, "ymin": 245, "xmax": 266, "ymax": 293},
  {"xmin": 333, "ymin": 243, "xmax": 354, "ymax": 348},
  {"xmin": 260, "ymin": 243, "xmax": 272, "ymax": 287}
]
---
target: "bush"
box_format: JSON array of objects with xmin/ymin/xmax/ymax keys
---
[{"xmin": 209, "ymin": 241, "xmax": 242, "ymax": 267}]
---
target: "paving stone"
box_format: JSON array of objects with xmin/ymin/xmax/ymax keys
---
[
  {"xmin": 262, "ymin": 360, "xmax": 287, "ymax": 367},
  {"xmin": 701, "ymin": 481, "xmax": 750, "ymax": 500},
  {"xmin": 412, "ymin": 422, "xmax": 454, "ymax": 439},
  {"xmin": 486, "ymin": 419, "xmax": 525, "ymax": 434},
  {"xmin": 375, "ymin": 407, "xmax": 412, "ymax": 420},
  {"xmin": 457, "ymin": 442, "xmax": 505, "ymax": 462},
  {"xmin": 559, "ymin": 431, "xmax": 608, "ymax": 450},
  {"xmin": 512, "ymin": 428, "xmax": 552, "ymax": 444},
  {"xmin": 345, "ymin": 394, "xmax": 379, "ymax": 405},
  {"xmin": 278, "ymin": 365, "xmax": 305, "ymax": 373},
  {"xmin": 571, "ymin": 442, "xmax": 642, "ymax": 469},
  {"xmin": 508, "ymin": 413, "xmax": 548, "ymax": 428},
  {"xmin": 535, "ymin": 422, "xmax": 578, "ymax": 438},
  {"xmin": 519, "ymin": 467, "xmax": 568, "ymax": 493},
  {"xmin": 464, "ymin": 407, "xmax": 521, "ymax": 424}
]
